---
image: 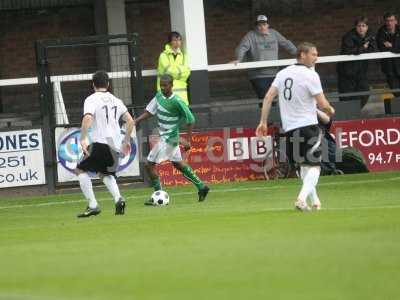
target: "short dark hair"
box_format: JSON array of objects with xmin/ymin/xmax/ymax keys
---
[
  {"xmin": 92, "ymin": 70, "xmax": 109, "ymax": 89},
  {"xmin": 168, "ymin": 31, "xmax": 182, "ymax": 43},
  {"xmin": 354, "ymin": 16, "xmax": 368, "ymax": 26},
  {"xmin": 383, "ymin": 12, "xmax": 398, "ymax": 21},
  {"xmin": 160, "ymin": 74, "xmax": 173, "ymax": 84},
  {"xmin": 296, "ymin": 42, "xmax": 317, "ymax": 59}
]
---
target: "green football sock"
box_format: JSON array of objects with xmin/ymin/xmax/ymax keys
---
[
  {"xmin": 181, "ymin": 165, "xmax": 205, "ymax": 190},
  {"xmin": 151, "ymin": 177, "xmax": 162, "ymax": 191}
]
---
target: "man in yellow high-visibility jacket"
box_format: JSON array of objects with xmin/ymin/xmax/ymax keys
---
[{"xmin": 157, "ymin": 31, "xmax": 191, "ymax": 105}]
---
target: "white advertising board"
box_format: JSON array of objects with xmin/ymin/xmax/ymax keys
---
[
  {"xmin": 0, "ymin": 129, "xmax": 46, "ymax": 188},
  {"xmin": 55, "ymin": 127, "xmax": 140, "ymax": 182}
]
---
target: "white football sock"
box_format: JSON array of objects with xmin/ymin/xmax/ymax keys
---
[
  {"xmin": 103, "ymin": 175, "xmax": 121, "ymax": 203},
  {"xmin": 78, "ymin": 173, "xmax": 98, "ymax": 209},
  {"xmin": 309, "ymin": 188, "xmax": 320, "ymax": 205},
  {"xmin": 298, "ymin": 166, "xmax": 320, "ymax": 203},
  {"xmin": 300, "ymin": 166, "xmax": 320, "ymax": 205},
  {"xmin": 297, "ymin": 166, "xmax": 310, "ymax": 202}
]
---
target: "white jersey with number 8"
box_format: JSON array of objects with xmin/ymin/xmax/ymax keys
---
[
  {"xmin": 271, "ymin": 64, "xmax": 323, "ymax": 132},
  {"xmin": 83, "ymin": 91, "xmax": 128, "ymax": 151}
]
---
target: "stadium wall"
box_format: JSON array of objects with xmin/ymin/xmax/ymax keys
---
[
  {"xmin": 0, "ymin": 5, "xmax": 95, "ymax": 115},
  {"xmin": 0, "ymin": 0, "xmax": 399, "ymax": 114}
]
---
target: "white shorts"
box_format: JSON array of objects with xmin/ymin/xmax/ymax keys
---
[{"xmin": 147, "ymin": 139, "xmax": 182, "ymax": 163}]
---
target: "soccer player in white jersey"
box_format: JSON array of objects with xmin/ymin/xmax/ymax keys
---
[
  {"xmin": 256, "ymin": 42, "xmax": 335, "ymax": 211},
  {"xmin": 76, "ymin": 71, "xmax": 134, "ymax": 218},
  {"xmin": 135, "ymin": 74, "xmax": 210, "ymax": 203}
]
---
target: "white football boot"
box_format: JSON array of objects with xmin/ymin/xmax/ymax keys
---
[
  {"xmin": 311, "ymin": 201, "xmax": 321, "ymax": 211},
  {"xmin": 294, "ymin": 200, "xmax": 311, "ymax": 212}
]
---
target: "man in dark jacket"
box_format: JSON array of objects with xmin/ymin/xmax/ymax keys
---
[
  {"xmin": 376, "ymin": 12, "xmax": 400, "ymax": 97},
  {"xmin": 337, "ymin": 16, "xmax": 376, "ymax": 108}
]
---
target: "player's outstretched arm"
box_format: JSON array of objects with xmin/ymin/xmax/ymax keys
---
[
  {"xmin": 80, "ymin": 114, "xmax": 93, "ymax": 156},
  {"xmin": 121, "ymin": 112, "xmax": 134, "ymax": 155},
  {"xmin": 256, "ymin": 86, "xmax": 278, "ymax": 137},
  {"xmin": 315, "ymin": 93, "xmax": 335, "ymax": 117},
  {"xmin": 134, "ymin": 111, "xmax": 153, "ymax": 126}
]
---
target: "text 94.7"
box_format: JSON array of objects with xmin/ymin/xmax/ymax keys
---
[{"xmin": 368, "ymin": 152, "xmax": 400, "ymax": 165}]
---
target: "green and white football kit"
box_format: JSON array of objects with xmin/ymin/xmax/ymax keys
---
[{"xmin": 146, "ymin": 92, "xmax": 194, "ymax": 163}]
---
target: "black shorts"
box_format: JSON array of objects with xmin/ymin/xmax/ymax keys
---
[
  {"xmin": 77, "ymin": 142, "xmax": 119, "ymax": 176},
  {"xmin": 285, "ymin": 125, "xmax": 322, "ymax": 166}
]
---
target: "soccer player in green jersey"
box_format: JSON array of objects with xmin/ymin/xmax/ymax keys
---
[{"xmin": 135, "ymin": 74, "xmax": 210, "ymax": 203}]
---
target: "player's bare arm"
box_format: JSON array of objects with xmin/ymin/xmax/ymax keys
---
[
  {"xmin": 121, "ymin": 111, "xmax": 135, "ymax": 155},
  {"xmin": 256, "ymin": 86, "xmax": 278, "ymax": 137},
  {"xmin": 181, "ymin": 123, "xmax": 193, "ymax": 151},
  {"xmin": 315, "ymin": 93, "xmax": 335, "ymax": 117},
  {"xmin": 80, "ymin": 114, "xmax": 93, "ymax": 156},
  {"xmin": 317, "ymin": 109, "xmax": 331, "ymax": 125},
  {"xmin": 134, "ymin": 110, "xmax": 153, "ymax": 126}
]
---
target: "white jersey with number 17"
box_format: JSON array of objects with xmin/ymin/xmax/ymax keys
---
[
  {"xmin": 83, "ymin": 91, "xmax": 128, "ymax": 151},
  {"xmin": 271, "ymin": 64, "xmax": 323, "ymax": 133}
]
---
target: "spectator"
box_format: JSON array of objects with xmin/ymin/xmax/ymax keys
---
[
  {"xmin": 157, "ymin": 31, "xmax": 191, "ymax": 105},
  {"xmin": 337, "ymin": 16, "xmax": 377, "ymax": 108},
  {"xmin": 232, "ymin": 15, "xmax": 297, "ymax": 100},
  {"xmin": 376, "ymin": 12, "xmax": 400, "ymax": 97}
]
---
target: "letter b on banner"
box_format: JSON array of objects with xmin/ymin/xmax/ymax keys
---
[
  {"xmin": 228, "ymin": 136, "xmax": 273, "ymax": 161},
  {"xmin": 251, "ymin": 136, "xmax": 272, "ymax": 160},
  {"xmin": 228, "ymin": 138, "xmax": 249, "ymax": 160}
]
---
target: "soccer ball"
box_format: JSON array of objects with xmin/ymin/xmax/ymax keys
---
[{"xmin": 150, "ymin": 190, "xmax": 170, "ymax": 206}]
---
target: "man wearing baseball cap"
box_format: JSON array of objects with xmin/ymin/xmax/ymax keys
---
[{"xmin": 232, "ymin": 15, "xmax": 297, "ymax": 101}]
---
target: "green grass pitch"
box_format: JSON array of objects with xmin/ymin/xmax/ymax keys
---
[{"xmin": 1, "ymin": 171, "xmax": 399, "ymax": 300}]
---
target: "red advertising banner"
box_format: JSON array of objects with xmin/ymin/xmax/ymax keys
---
[
  {"xmin": 149, "ymin": 128, "xmax": 275, "ymax": 186},
  {"xmin": 150, "ymin": 117, "xmax": 400, "ymax": 186},
  {"xmin": 331, "ymin": 117, "xmax": 400, "ymax": 172}
]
